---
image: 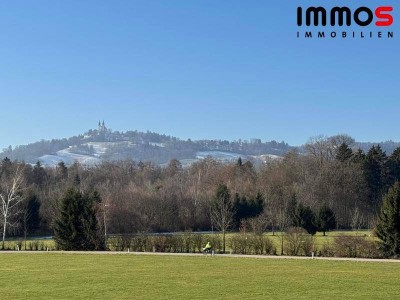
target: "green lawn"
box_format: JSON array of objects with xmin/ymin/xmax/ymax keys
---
[{"xmin": 0, "ymin": 253, "xmax": 399, "ymax": 299}]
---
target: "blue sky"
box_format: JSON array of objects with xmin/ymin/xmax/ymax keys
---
[{"xmin": 0, "ymin": 1, "xmax": 398, "ymax": 149}]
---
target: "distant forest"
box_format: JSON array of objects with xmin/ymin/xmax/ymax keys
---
[{"xmin": 1, "ymin": 134, "xmax": 400, "ymax": 239}]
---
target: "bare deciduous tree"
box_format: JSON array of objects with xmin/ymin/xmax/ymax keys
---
[
  {"xmin": 305, "ymin": 135, "xmax": 355, "ymax": 168},
  {"xmin": 210, "ymin": 184, "xmax": 235, "ymax": 253},
  {"xmin": 351, "ymin": 207, "xmax": 364, "ymax": 233},
  {"xmin": 305, "ymin": 135, "xmax": 331, "ymax": 167},
  {"xmin": 0, "ymin": 167, "xmax": 24, "ymax": 247}
]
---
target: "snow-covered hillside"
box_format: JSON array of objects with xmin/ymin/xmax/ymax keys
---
[
  {"xmin": 196, "ymin": 151, "xmax": 244, "ymax": 162},
  {"xmin": 39, "ymin": 148, "xmax": 101, "ymax": 167},
  {"xmin": 38, "ymin": 146, "xmax": 282, "ymax": 167},
  {"xmin": 39, "ymin": 141, "xmax": 137, "ymax": 166},
  {"xmin": 7, "ymin": 124, "xmax": 289, "ymax": 167}
]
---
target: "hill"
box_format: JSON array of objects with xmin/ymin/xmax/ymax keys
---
[
  {"xmin": 0, "ymin": 122, "xmax": 290, "ymax": 166},
  {"xmin": 1, "ymin": 122, "xmax": 399, "ymax": 167}
]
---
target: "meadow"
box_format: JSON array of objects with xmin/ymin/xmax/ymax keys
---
[{"xmin": 0, "ymin": 253, "xmax": 399, "ymax": 299}]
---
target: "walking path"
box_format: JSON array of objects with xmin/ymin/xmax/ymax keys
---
[{"xmin": 1, "ymin": 250, "xmax": 400, "ymax": 263}]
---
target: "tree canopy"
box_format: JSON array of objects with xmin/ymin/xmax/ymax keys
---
[
  {"xmin": 376, "ymin": 182, "xmax": 400, "ymax": 257},
  {"xmin": 53, "ymin": 188, "xmax": 105, "ymax": 251}
]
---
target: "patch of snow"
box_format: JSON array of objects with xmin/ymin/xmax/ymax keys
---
[
  {"xmin": 196, "ymin": 151, "xmax": 244, "ymax": 161},
  {"xmin": 253, "ymin": 154, "xmax": 283, "ymax": 163},
  {"xmin": 149, "ymin": 142, "xmax": 166, "ymax": 148},
  {"xmin": 39, "ymin": 148, "xmax": 101, "ymax": 167},
  {"xmin": 84, "ymin": 142, "xmax": 109, "ymax": 157},
  {"xmin": 179, "ymin": 159, "xmax": 200, "ymax": 168}
]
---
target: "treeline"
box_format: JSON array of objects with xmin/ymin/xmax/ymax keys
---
[{"xmin": 1, "ymin": 134, "xmax": 400, "ymax": 242}]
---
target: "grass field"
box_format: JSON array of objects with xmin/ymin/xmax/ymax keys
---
[{"xmin": 0, "ymin": 253, "xmax": 399, "ymax": 299}]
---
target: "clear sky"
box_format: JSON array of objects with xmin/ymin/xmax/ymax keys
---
[{"xmin": 0, "ymin": 1, "xmax": 398, "ymax": 149}]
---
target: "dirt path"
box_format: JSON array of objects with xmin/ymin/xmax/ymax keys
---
[{"xmin": 1, "ymin": 250, "xmax": 400, "ymax": 263}]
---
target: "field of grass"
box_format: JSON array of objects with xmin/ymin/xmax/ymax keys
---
[{"xmin": 0, "ymin": 253, "xmax": 399, "ymax": 299}]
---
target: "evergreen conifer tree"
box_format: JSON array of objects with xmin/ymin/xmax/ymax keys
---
[
  {"xmin": 388, "ymin": 147, "xmax": 400, "ymax": 183},
  {"xmin": 336, "ymin": 143, "xmax": 353, "ymax": 162},
  {"xmin": 294, "ymin": 204, "xmax": 317, "ymax": 235},
  {"xmin": 317, "ymin": 205, "xmax": 336, "ymax": 236},
  {"xmin": 54, "ymin": 188, "xmax": 105, "ymax": 251},
  {"xmin": 376, "ymin": 182, "xmax": 400, "ymax": 257},
  {"xmin": 364, "ymin": 145, "xmax": 389, "ymax": 208},
  {"xmin": 351, "ymin": 148, "xmax": 365, "ymax": 164}
]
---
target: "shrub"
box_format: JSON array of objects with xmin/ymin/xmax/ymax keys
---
[
  {"xmin": 263, "ymin": 236, "xmax": 276, "ymax": 255},
  {"xmin": 167, "ymin": 235, "xmax": 183, "ymax": 253},
  {"xmin": 38, "ymin": 242, "xmax": 45, "ymax": 251},
  {"xmin": 192, "ymin": 234, "xmax": 204, "ymax": 253},
  {"xmin": 121, "ymin": 236, "xmax": 132, "ymax": 251},
  {"xmin": 284, "ymin": 227, "xmax": 314, "ymax": 256},
  {"xmin": 333, "ymin": 235, "xmax": 382, "ymax": 258},
  {"xmin": 15, "ymin": 240, "xmax": 23, "ymax": 251},
  {"xmin": 181, "ymin": 232, "xmax": 196, "ymax": 253},
  {"xmin": 334, "ymin": 235, "xmax": 362, "ymax": 257},
  {"xmin": 319, "ymin": 240, "xmax": 334, "ymax": 257},
  {"xmin": 151, "ymin": 236, "xmax": 169, "ymax": 252},
  {"xmin": 110, "ymin": 237, "xmax": 123, "ymax": 251},
  {"xmin": 249, "ymin": 235, "xmax": 263, "ymax": 254},
  {"xmin": 249, "ymin": 235, "xmax": 275, "ymax": 255},
  {"xmin": 229, "ymin": 234, "xmax": 250, "ymax": 254},
  {"xmin": 131, "ymin": 236, "xmax": 148, "ymax": 252},
  {"xmin": 109, "ymin": 236, "xmax": 135, "ymax": 251},
  {"xmin": 301, "ymin": 234, "xmax": 316, "ymax": 256},
  {"xmin": 207, "ymin": 235, "xmax": 222, "ymax": 253},
  {"xmin": 109, "ymin": 234, "xmax": 208, "ymax": 253},
  {"xmin": 29, "ymin": 240, "xmax": 39, "ymax": 251},
  {"xmin": 229, "ymin": 233, "xmax": 275, "ymax": 255}
]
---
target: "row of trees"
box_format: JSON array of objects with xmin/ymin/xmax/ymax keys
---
[
  {"xmin": 209, "ymin": 183, "xmax": 336, "ymax": 253},
  {"xmin": 1, "ymin": 134, "xmax": 400, "ymax": 255},
  {"xmin": 38, "ymin": 180, "xmax": 400, "ymax": 257}
]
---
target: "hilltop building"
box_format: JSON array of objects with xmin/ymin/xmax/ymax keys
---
[
  {"xmin": 96, "ymin": 121, "xmax": 111, "ymax": 141},
  {"xmin": 98, "ymin": 120, "xmax": 107, "ymax": 133}
]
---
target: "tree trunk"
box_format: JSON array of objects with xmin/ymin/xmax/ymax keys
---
[
  {"xmin": 24, "ymin": 222, "xmax": 27, "ymax": 251},
  {"xmin": 223, "ymin": 230, "xmax": 226, "ymax": 253},
  {"xmin": 2, "ymin": 216, "xmax": 7, "ymax": 249}
]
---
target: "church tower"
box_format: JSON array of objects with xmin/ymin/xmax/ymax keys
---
[{"xmin": 98, "ymin": 120, "xmax": 107, "ymax": 132}]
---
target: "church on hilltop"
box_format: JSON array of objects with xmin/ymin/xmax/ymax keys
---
[
  {"xmin": 98, "ymin": 120, "xmax": 107, "ymax": 133},
  {"xmin": 95, "ymin": 120, "xmax": 111, "ymax": 141}
]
